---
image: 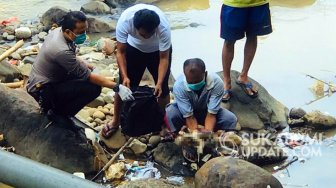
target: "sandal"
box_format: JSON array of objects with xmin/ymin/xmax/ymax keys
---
[
  {"xmin": 222, "ymin": 89, "xmax": 232, "ymax": 102},
  {"xmin": 102, "ymin": 123, "xmax": 119, "ymax": 139},
  {"xmin": 236, "ymin": 80, "xmax": 258, "ymax": 98}
]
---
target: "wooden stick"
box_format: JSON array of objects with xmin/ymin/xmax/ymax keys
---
[
  {"xmin": 21, "ymin": 51, "xmax": 38, "ymax": 57},
  {"xmin": 2, "ymin": 80, "xmax": 24, "ymax": 88},
  {"xmin": 0, "ymin": 40, "xmax": 24, "ymax": 62},
  {"xmin": 91, "ymin": 137, "xmax": 135, "ymax": 181}
]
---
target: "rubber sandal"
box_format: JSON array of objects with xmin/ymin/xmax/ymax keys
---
[
  {"xmin": 236, "ymin": 80, "xmax": 258, "ymax": 98},
  {"xmin": 222, "ymin": 89, "xmax": 232, "ymax": 102},
  {"xmin": 102, "ymin": 124, "xmax": 119, "ymax": 139}
]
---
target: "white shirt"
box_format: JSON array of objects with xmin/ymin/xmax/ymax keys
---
[{"xmin": 116, "ymin": 4, "xmax": 171, "ymax": 53}]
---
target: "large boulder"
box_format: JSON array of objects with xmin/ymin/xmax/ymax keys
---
[
  {"xmin": 87, "ymin": 15, "xmax": 116, "ymax": 33},
  {"xmin": 81, "ymin": 1, "xmax": 110, "ymax": 15},
  {"xmin": 240, "ymin": 138, "xmax": 287, "ymax": 165},
  {"xmin": 117, "ymin": 179, "xmax": 193, "ymax": 188},
  {"xmin": 153, "ymin": 142, "xmax": 193, "ymax": 176},
  {"xmin": 303, "ymin": 111, "xmax": 336, "ymax": 129},
  {"xmin": 0, "ymin": 85, "xmax": 95, "ymax": 173},
  {"xmin": 41, "ymin": 6, "xmax": 69, "ymax": 30},
  {"xmin": 195, "ymin": 157, "xmax": 283, "ymax": 188},
  {"xmin": 219, "ymin": 70, "xmax": 289, "ymax": 130},
  {"xmin": 0, "ymin": 60, "xmax": 22, "ymax": 83}
]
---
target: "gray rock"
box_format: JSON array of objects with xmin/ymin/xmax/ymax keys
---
[
  {"xmin": 2, "ymin": 32, "xmax": 8, "ymax": 38},
  {"xmin": 87, "ymin": 97, "xmax": 105, "ymax": 108},
  {"xmin": 6, "ymin": 35, "xmax": 15, "ymax": 41},
  {"xmin": 153, "ymin": 142, "xmax": 193, "ymax": 176},
  {"xmin": 76, "ymin": 109, "xmax": 91, "ymax": 120},
  {"xmin": 30, "ymin": 27, "xmax": 39, "ymax": 35},
  {"xmin": 195, "ymin": 157, "xmax": 283, "ymax": 188},
  {"xmin": 105, "ymin": 0, "xmax": 117, "ymax": 8},
  {"xmin": 0, "ymin": 60, "xmax": 22, "ymax": 83},
  {"xmin": 148, "ymin": 135, "xmax": 161, "ymax": 147},
  {"xmin": 219, "ymin": 70, "xmax": 289, "ymax": 130},
  {"xmin": 129, "ymin": 139, "xmax": 147, "ymax": 155},
  {"xmin": 22, "ymin": 56, "xmax": 36, "ymax": 64},
  {"xmin": 15, "ymin": 27, "xmax": 32, "ymax": 39},
  {"xmin": 4, "ymin": 26, "xmax": 15, "ymax": 35},
  {"xmin": 289, "ymin": 108, "xmax": 307, "ymax": 119},
  {"xmin": 288, "ymin": 118, "xmax": 306, "ymax": 127},
  {"xmin": 102, "ymin": 87, "xmax": 112, "ymax": 94},
  {"xmin": 303, "ymin": 111, "xmax": 336, "ymax": 129},
  {"xmin": 118, "ymin": 179, "xmax": 193, "ymax": 188},
  {"xmin": 99, "ymin": 129, "xmax": 127, "ymax": 149},
  {"xmin": 78, "ymin": 46, "xmax": 95, "ymax": 55},
  {"xmin": 138, "ymin": 137, "xmax": 148, "ymax": 144},
  {"xmin": 93, "ymin": 110, "xmax": 106, "ymax": 120},
  {"xmin": 10, "ymin": 52, "xmax": 22, "ymax": 60},
  {"xmin": 38, "ymin": 32, "xmax": 48, "ymax": 41},
  {"xmin": 0, "ymin": 85, "xmax": 95, "ymax": 173},
  {"xmin": 18, "ymin": 64, "xmax": 32, "ymax": 76},
  {"xmin": 240, "ymin": 138, "xmax": 287, "ymax": 165},
  {"xmin": 41, "ymin": 6, "xmax": 69, "ymax": 30},
  {"xmin": 81, "ymin": 1, "xmax": 110, "ymax": 14},
  {"xmin": 37, "ymin": 24, "xmax": 45, "ymax": 32},
  {"xmin": 103, "ymin": 95, "xmax": 113, "ymax": 104},
  {"xmin": 30, "ymin": 41, "xmax": 39, "ymax": 45},
  {"xmin": 87, "ymin": 15, "xmax": 116, "ymax": 33}
]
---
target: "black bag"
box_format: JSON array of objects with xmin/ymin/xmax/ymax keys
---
[{"xmin": 120, "ymin": 86, "xmax": 163, "ymax": 137}]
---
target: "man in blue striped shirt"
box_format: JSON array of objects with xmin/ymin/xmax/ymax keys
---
[{"xmin": 165, "ymin": 58, "xmax": 237, "ymax": 133}]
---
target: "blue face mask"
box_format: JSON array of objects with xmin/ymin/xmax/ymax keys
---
[
  {"xmin": 71, "ymin": 31, "xmax": 86, "ymax": 44},
  {"xmin": 187, "ymin": 79, "xmax": 206, "ymax": 91}
]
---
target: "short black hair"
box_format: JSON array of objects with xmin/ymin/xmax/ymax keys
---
[
  {"xmin": 183, "ymin": 58, "xmax": 206, "ymax": 72},
  {"xmin": 133, "ymin": 9, "xmax": 160, "ymax": 33},
  {"xmin": 60, "ymin": 11, "xmax": 87, "ymax": 31}
]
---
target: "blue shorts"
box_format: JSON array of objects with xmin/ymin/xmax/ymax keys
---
[{"xmin": 220, "ymin": 3, "xmax": 272, "ymax": 41}]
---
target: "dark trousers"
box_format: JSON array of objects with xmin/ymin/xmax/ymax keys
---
[
  {"xmin": 29, "ymin": 79, "xmax": 101, "ymax": 116},
  {"xmin": 121, "ymin": 44, "xmax": 172, "ymax": 98}
]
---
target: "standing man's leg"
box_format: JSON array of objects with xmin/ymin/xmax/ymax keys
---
[
  {"xmin": 238, "ymin": 3, "xmax": 272, "ymax": 96},
  {"xmin": 222, "ymin": 40, "xmax": 235, "ymax": 100},
  {"xmin": 237, "ymin": 36, "xmax": 258, "ymax": 95},
  {"xmin": 147, "ymin": 47, "xmax": 172, "ymax": 111},
  {"xmin": 103, "ymin": 44, "xmax": 146, "ymax": 137},
  {"xmin": 220, "ymin": 4, "xmax": 246, "ymax": 101}
]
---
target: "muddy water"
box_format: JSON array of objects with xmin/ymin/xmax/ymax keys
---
[
  {"xmin": 160, "ymin": 0, "xmax": 336, "ymax": 117},
  {"xmin": 0, "ymin": 0, "xmax": 90, "ymax": 21}
]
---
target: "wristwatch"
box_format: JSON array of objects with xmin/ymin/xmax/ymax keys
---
[{"xmin": 112, "ymin": 84, "xmax": 120, "ymax": 92}]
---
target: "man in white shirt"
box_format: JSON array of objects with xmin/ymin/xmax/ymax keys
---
[{"xmin": 102, "ymin": 4, "xmax": 172, "ymax": 138}]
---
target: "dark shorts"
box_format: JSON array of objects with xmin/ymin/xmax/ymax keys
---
[
  {"xmin": 220, "ymin": 3, "xmax": 273, "ymax": 41},
  {"xmin": 121, "ymin": 44, "xmax": 172, "ymax": 98}
]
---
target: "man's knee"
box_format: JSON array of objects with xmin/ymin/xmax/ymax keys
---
[
  {"xmin": 224, "ymin": 40, "xmax": 236, "ymax": 48},
  {"xmin": 217, "ymin": 108, "xmax": 238, "ymax": 130},
  {"xmin": 227, "ymin": 112, "xmax": 238, "ymax": 129},
  {"xmin": 165, "ymin": 104, "xmax": 183, "ymax": 132}
]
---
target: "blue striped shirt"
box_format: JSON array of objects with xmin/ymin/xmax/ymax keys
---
[{"xmin": 173, "ymin": 73, "xmax": 225, "ymax": 118}]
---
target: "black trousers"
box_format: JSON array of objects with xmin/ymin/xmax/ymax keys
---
[
  {"xmin": 29, "ymin": 79, "xmax": 101, "ymax": 116},
  {"xmin": 121, "ymin": 44, "xmax": 172, "ymax": 98}
]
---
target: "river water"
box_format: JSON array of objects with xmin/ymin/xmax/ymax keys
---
[{"xmin": 1, "ymin": 0, "xmax": 336, "ymax": 187}]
